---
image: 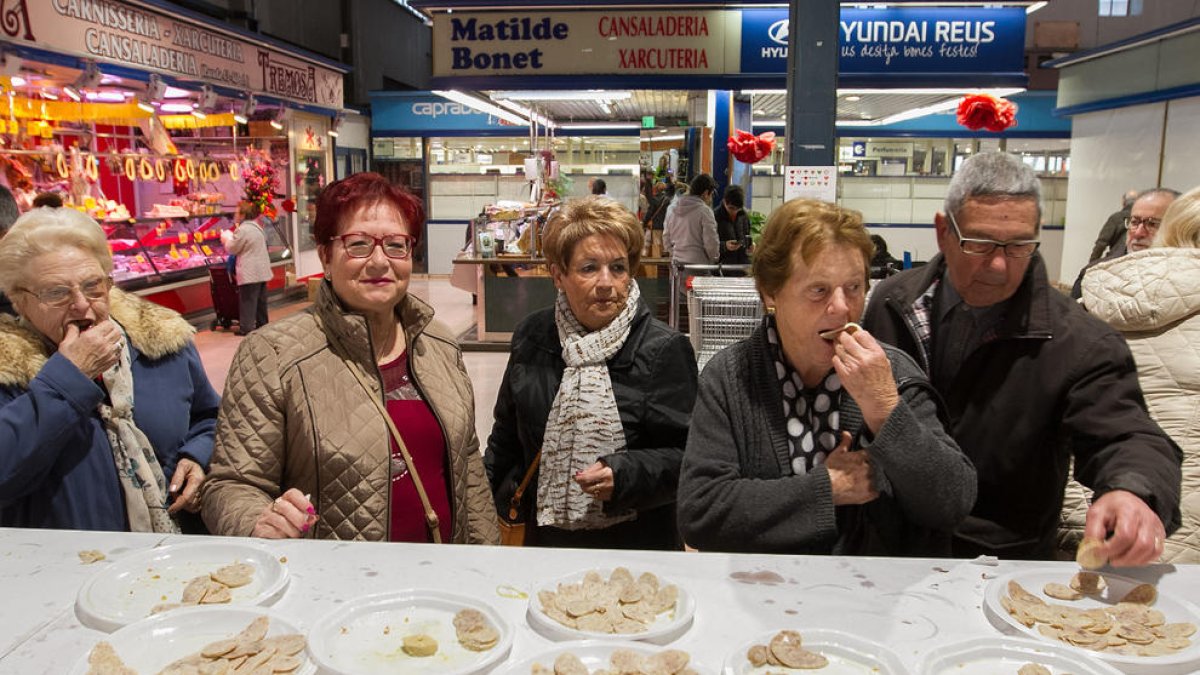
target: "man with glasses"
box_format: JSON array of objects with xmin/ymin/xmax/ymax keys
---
[
  {"xmin": 0, "ymin": 184, "xmax": 19, "ymax": 316},
  {"xmin": 862, "ymin": 151, "xmax": 1181, "ymax": 564},
  {"xmin": 1071, "ymin": 188, "xmax": 1180, "ymax": 300}
]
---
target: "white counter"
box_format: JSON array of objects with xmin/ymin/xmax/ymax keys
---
[{"xmin": 1, "ymin": 528, "xmax": 1196, "ymax": 673}]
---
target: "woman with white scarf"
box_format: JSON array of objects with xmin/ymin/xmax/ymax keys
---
[
  {"xmin": 0, "ymin": 207, "xmax": 219, "ymax": 532},
  {"xmin": 486, "ymin": 196, "xmax": 698, "ymax": 549}
]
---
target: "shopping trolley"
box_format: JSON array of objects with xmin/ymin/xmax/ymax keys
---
[
  {"xmin": 205, "ymin": 256, "xmax": 240, "ymax": 331},
  {"xmin": 667, "ymin": 262, "xmax": 751, "ymax": 332},
  {"xmin": 686, "ymin": 276, "xmax": 762, "ymax": 371}
]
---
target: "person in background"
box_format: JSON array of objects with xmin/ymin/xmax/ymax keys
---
[
  {"xmin": 862, "ymin": 151, "xmax": 1181, "ymax": 564},
  {"xmin": 1071, "ymin": 189, "xmax": 1179, "ymax": 300},
  {"xmin": 31, "ymin": 192, "xmax": 64, "ymax": 209},
  {"xmin": 641, "ymin": 181, "xmax": 673, "ymax": 257},
  {"xmin": 203, "ymin": 173, "xmax": 498, "ymax": 544},
  {"xmin": 663, "ymin": 173, "xmax": 719, "ymax": 266},
  {"xmin": 486, "ymin": 196, "xmax": 697, "ymax": 550},
  {"xmin": 0, "ymin": 185, "xmax": 18, "ymax": 316},
  {"xmin": 677, "ymin": 198, "xmax": 976, "ymax": 555},
  {"xmin": 1089, "ymin": 189, "xmax": 1139, "ymax": 263},
  {"xmin": 715, "ymin": 185, "xmax": 751, "ymax": 267},
  {"xmin": 1061, "ymin": 185, "xmax": 1200, "ymax": 563},
  {"xmin": 591, "ymin": 178, "xmax": 607, "ymax": 197},
  {"xmin": 220, "ymin": 201, "xmax": 274, "ymax": 336},
  {"xmin": 0, "ymin": 207, "xmax": 218, "ymax": 531}
]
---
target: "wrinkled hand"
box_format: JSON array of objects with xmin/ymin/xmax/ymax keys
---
[
  {"xmin": 831, "ymin": 327, "xmax": 899, "ymax": 434},
  {"xmin": 1084, "ymin": 489, "xmax": 1166, "ymax": 567},
  {"xmin": 574, "ymin": 461, "xmax": 614, "ymax": 502},
  {"xmin": 59, "ymin": 320, "xmax": 122, "ymax": 380},
  {"xmin": 826, "ymin": 432, "xmax": 879, "ymax": 506},
  {"xmin": 167, "ymin": 458, "xmax": 205, "ymax": 514},
  {"xmin": 252, "ymin": 488, "xmax": 318, "ymax": 539}
]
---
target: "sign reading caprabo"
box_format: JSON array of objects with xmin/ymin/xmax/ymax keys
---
[{"xmin": 432, "ymin": 10, "xmax": 733, "ymax": 76}]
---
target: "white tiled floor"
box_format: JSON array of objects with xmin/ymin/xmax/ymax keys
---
[{"xmin": 193, "ymin": 276, "xmax": 510, "ymax": 447}]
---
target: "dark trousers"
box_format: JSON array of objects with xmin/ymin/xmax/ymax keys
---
[{"xmin": 238, "ymin": 282, "xmax": 269, "ymax": 333}]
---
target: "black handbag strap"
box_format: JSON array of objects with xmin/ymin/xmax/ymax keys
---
[{"xmin": 508, "ymin": 451, "xmax": 541, "ymax": 521}]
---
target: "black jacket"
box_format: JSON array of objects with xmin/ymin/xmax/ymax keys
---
[
  {"xmin": 714, "ymin": 205, "xmax": 751, "ymax": 266},
  {"xmin": 484, "ymin": 300, "xmax": 698, "ymax": 550},
  {"xmin": 643, "ymin": 193, "xmax": 672, "ymax": 231},
  {"xmin": 862, "ymin": 254, "xmax": 1182, "ymax": 560}
]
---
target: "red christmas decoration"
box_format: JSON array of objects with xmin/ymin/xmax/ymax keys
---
[
  {"xmin": 956, "ymin": 94, "xmax": 1018, "ymax": 133},
  {"xmin": 281, "ymin": 198, "xmax": 296, "ymax": 214},
  {"xmin": 727, "ymin": 129, "xmax": 776, "ymax": 164}
]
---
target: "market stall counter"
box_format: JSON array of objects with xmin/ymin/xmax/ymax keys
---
[{"xmin": 2, "ymin": 527, "xmax": 1198, "ymax": 674}]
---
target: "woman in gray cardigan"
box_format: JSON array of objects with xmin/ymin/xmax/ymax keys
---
[{"xmin": 677, "ymin": 199, "xmax": 977, "ymax": 556}]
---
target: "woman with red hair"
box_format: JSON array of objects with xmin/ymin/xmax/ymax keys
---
[{"xmin": 203, "ymin": 173, "xmax": 499, "ymax": 544}]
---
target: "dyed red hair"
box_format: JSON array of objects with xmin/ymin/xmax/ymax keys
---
[{"xmin": 312, "ymin": 172, "xmax": 425, "ymax": 247}]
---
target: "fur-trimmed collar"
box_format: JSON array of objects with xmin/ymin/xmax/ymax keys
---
[{"xmin": 0, "ymin": 288, "xmax": 195, "ymax": 388}]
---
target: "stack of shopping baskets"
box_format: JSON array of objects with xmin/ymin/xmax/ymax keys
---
[{"xmin": 687, "ymin": 276, "xmax": 762, "ymax": 371}]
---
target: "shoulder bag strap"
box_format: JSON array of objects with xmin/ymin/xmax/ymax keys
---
[
  {"xmin": 333, "ymin": 330, "xmax": 443, "ymax": 544},
  {"xmin": 508, "ymin": 451, "xmax": 542, "ymax": 521}
]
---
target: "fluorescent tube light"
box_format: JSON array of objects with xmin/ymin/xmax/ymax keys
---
[
  {"xmin": 559, "ymin": 122, "xmax": 641, "ymax": 130},
  {"xmin": 434, "ymin": 90, "xmax": 529, "ymax": 126},
  {"xmin": 490, "ymin": 90, "xmax": 632, "ymax": 101}
]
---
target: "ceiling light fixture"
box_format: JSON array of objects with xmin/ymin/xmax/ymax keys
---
[
  {"xmin": 269, "ymin": 107, "xmax": 285, "ymax": 130},
  {"xmin": 844, "ymin": 95, "xmax": 862, "ymax": 102},
  {"xmin": 559, "ymin": 122, "xmax": 641, "ymax": 130},
  {"xmin": 328, "ymin": 113, "xmax": 343, "ymax": 138},
  {"xmin": 490, "ymin": 90, "xmax": 633, "ymax": 102},
  {"xmin": 233, "ymin": 94, "xmax": 255, "ymax": 124},
  {"xmin": 63, "ymin": 61, "xmax": 102, "ymax": 101},
  {"xmin": 434, "ymin": 90, "xmax": 529, "ymax": 126},
  {"xmin": 199, "ymin": 85, "xmax": 219, "ymax": 111},
  {"xmin": 1026, "ymin": 2, "xmax": 1048, "ymax": 14},
  {"xmin": 144, "ymin": 74, "xmax": 167, "ymax": 103},
  {"xmin": 136, "ymin": 98, "xmax": 155, "ymax": 114}
]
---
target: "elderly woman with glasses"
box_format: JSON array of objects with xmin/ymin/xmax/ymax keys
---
[
  {"xmin": 677, "ymin": 198, "xmax": 976, "ymax": 555},
  {"xmin": 485, "ymin": 196, "xmax": 698, "ymax": 549},
  {"xmin": 0, "ymin": 207, "xmax": 219, "ymax": 532},
  {"xmin": 203, "ymin": 173, "xmax": 498, "ymax": 544}
]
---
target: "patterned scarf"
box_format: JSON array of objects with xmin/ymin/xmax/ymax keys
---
[
  {"xmin": 765, "ymin": 315, "xmax": 845, "ymax": 475},
  {"xmin": 536, "ymin": 282, "xmax": 641, "ymax": 530},
  {"xmin": 98, "ymin": 323, "xmax": 180, "ymax": 534}
]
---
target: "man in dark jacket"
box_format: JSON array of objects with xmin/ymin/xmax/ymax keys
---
[
  {"xmin": 0, "ymin": 185, "xmax": 19, "ymax": 316},
  {"xmin": 714, "ymin": 184, "xmax": 751, "ymax": 266},
  {"xmin": 862, "ymin": 151, "xmax": 1182, "ymax": 563},
  {"xmin": 642, "ymin": 181, "xmax": 672, "ymax": 257},
  {"xmin": 1089, "ymin": 189, "xmax": 1138, "ymax": 262}
]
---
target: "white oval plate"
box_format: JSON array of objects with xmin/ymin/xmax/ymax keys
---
[
  {"xmin": 75, "ymin": 540, "xmax": 289, "ymax": 632},
  {"xmin": 920, "ymin": 636, "xmax": 1123, "ymax": 675},
  {"xmin": 68, "ymin": 605, "xmax": 312, "ymax": 675},
  {"xmin": 984, "ymin": 568, "xmax": 1200, "ymax": 671},
  {"xmin": 493, "ymin": 639, "xmax": 715, "ymax": 675},
  {"xmin": 527, "ymin": 568, "xmax": 696, "ymax": 643},
  {"xmin": 307, "ymin": 589, "xmax": 513, "ymax": 675},
  {"xmin": 723, "ymin": 629, "xmax": 909, "ymax": 675}
]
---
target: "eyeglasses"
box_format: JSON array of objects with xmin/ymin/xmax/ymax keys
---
[
  {"xmin": 332, "ymin": 233, "xmax": 414, "ymax": 259},
  {"xmin": 1125, "ymin": 216, "xmax": 1162, "ymax": 233},
  {"xmin": 17, "ymin": 276, "xmax": 111, "ymax": 307},
  {"xmin": 947, "ymin": 212, "xmax": 1040, "ymax": 258}
]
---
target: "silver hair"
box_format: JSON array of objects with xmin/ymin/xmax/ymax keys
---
[
  {"xmin": 944, "ymin": 151, "xmax": 1042, "ymax": 228},
  {"xmin": 0, "ymin": 207, "xmax": 112, "ymax": 294}
]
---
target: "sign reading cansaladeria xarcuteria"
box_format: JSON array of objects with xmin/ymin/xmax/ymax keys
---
[{"xmin": 1, "ymin": 0, "xmax": 344, "ymax": 109}]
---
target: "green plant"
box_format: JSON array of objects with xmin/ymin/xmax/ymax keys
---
[{"xmin": 748, "ymin": 210, "xmax": 767, "ymax": 245}]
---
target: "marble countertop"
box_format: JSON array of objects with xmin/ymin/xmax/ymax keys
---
[{"xmin": 1, "ymin": 527, "xmax": 1196, "ymax": 674}]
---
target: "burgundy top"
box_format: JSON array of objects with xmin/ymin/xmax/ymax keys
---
[{"xmin": 379, "ymin": 350, "xmax": 452, "ymax": 543}]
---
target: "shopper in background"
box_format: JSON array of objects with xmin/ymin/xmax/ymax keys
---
[
  {"xmin": 0, "ymin": 207, "xmax": 218, "ymax": 531},
  {"xmin": 486, "ymin": 196, "xmax": 698, "ymax": 549},
  {"xmin": 203, "ymin": 172, "xmax": 498, "ymax": 544},
  {"xmin": 641, "ymin": 181, "xmax": 672, "ymax": 257},
  {"xmin": 862, "ymin": 151, "xmax": 1181, "ymax": 564},
  {"xmin": 0, "ymin": 185, "xmax": 18, "ymax": 316},
  {"xmin": 663, "ymin": 173, "xmax": 719, "ymax": 266},
  {"xmin": 1089, "ymin": 189, "xmax": 1139, "ymax": 263},
  {"xmin": 31, "ymin": 192, "xmax": 63, "ymax": 209},
  {"xmin": 677, "ymin": 199, "xmax": 976, "ymax": 555},
  {"xmin": 1061, "ymin": 185, "xmax": 1200, "ymax": 563},
  {"xmin": 714, "ymin": 184, "xmax": 751, "ymax": 266},
  {"xmin": 1072, "ymin": 188, "xmax": 1179, "ymax": 300},
  {"xmin": 220, "ymin": 201, "xmax": 273, "ymax": 336},
  {"xmin": 591, "ymin": 178, "xmax": 608, "ymax": 196}
]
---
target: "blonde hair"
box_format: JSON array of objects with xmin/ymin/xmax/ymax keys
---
[
  {"xmin": 0, "ymin": 207, "xmax": 112, "ymax": 294},
  {"xmin": 752, "ymin": 199, "xmax": 871, "ymax": 300},
  {"xmin": 1154, "ymin": 186, "xmax": 1200, "ymax": 248},
  {"xmin": 542, "ymin": 195, "xmax": 644, "ymax": 271}
]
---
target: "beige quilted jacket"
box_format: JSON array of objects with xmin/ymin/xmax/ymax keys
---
[
  {"xmin": 1061, "ymin": 249, "xmax": 1200, "ymax": 563},
  {"xmin": 202, "ymin": 281, "xmax": 500, "ymax": 544}
]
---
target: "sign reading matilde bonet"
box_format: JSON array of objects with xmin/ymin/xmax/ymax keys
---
[{"xmin": 0, "ymin": 0, "xmax": 343, "ymax": 109}]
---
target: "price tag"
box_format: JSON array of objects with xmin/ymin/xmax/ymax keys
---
[
  {"xmin": 201, "ymin": 245, "xmax": 213, "ymax": 256},
  {"xmin": 177, "ymin": 232, "xmax": 187, "ymax": 244}
]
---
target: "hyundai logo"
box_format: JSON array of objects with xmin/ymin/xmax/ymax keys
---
[{"xmin": 768, "ymin": 19, "xmax": 789, "ymax": 46}]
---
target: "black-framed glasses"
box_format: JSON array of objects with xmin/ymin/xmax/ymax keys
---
[
  {"xmin": 1125, "ymin": 216, "xmax": 1162, "ymax": 233},
  {"xmin": 333, "ymin": 233, "xmax": 414, "ymax": 259},
  {"xmin": 16, "ymin": 276, "xmax": 112, "ymax": 308},
  {"xmin": 947, "ymin": 212, "xmax": 1040, "ymax": 258}
]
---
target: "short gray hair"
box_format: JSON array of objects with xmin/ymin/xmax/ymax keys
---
[
  {"xmin": 0, "ymin": 207, "xmax": 112, "ymax": 294},
  {"xmin": 944, "ymin": 151, "xmax": 1042, "ymax": 228}
]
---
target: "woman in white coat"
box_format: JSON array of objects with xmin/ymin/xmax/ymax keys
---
[{"xmin": 221, "ymin": 202, "xmax": 274, "ymax": 335}]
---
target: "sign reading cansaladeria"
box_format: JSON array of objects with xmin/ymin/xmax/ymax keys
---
[
  {"xmin": 1, "ymin": 0, "xmax": 344, "ymax": 109},
  {"xmin": 430, "ymin": 6, "xmax": 1024, "ymax": 79}
]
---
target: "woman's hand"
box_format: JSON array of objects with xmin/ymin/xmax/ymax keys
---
[
  {"xmin": 826, "ymin": 432, "xmax": 879, "ymax": 506},
  {"xmin": 251, "ymin": 488, "xmax": 318, "ymax": 538},
  {"xmin": 574, "ymin": 461, "xmax": 614, "ymax": 502},
  {"xmin": 831, "ymin": 328, "xmax": 899, "ymax": 434},
  {"xmin": 59, "ymin": 319, "xmax": 122, "ymax": 379},
  {"xmin": 166, "ymin": 458, "xmax": 205, "ymax": 514}
]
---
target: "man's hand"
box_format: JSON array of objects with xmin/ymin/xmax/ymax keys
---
[
  {"xmin": 826, "ymin": 432, "xmax": 879, "ymax": 506},
  {"xmin": 574, "ymin": 461, "xmax": 614, "ymax": 502},
  {"xmin": 166, "ymin": 458, "xmax": 205, "ymax": 514},
  {"xmin": 1085, "ymin": 489, "xmax": 1166, "ymax": 567}
]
